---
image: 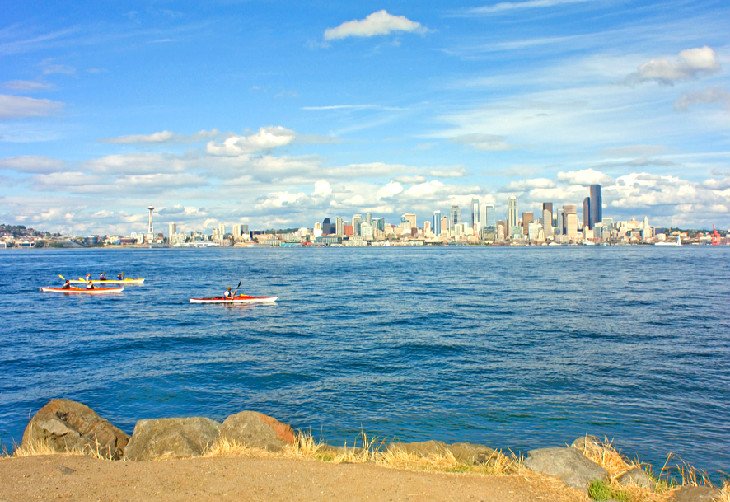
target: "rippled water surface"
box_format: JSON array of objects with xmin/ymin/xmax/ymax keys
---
[{"xmin": 1, "ymin": 247, "xmax": 728, "ymax": 475}]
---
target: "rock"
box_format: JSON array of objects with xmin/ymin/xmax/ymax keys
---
[
  {"xmin": 218, "ymin": 411, "xmax": 295, "ymax": 452},
  {"xmin": 447, "ymin": 442, "xmax": 497, "ymax": 465},
  {"xmin": 21, "ymin": 398, "xmax": 129, "ymax": 460},
  {"xmin": 523, "ymin": 447, "xmax": 607, "ymax": 490},
  {"xmin": 617, "ymin": 467, "xmax": 654, "ymax": 490},
  {"xmin": 386, "ymin": 440, "xmax": 449, "ymax": 457},
  {"xmin": 669, "ymin": 486, "xmax": 721, "ymax": 502},
  {"xmin": 124, "ymin": 417, "xmax": 220, "ymax": 460},
  {"xmin": 571, "ymin": 434, "xmax": 602, "ymax": 452}
]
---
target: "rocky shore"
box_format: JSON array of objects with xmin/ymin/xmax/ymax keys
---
[{"xmin": 3, "ymin": 399, "xmax": 726, "ymax": 502}]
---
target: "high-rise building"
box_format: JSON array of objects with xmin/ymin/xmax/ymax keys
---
[
  {"xmin": 146, "ymin": 206, "xmax": 154, "ymax": 244},
  {"xmin": 335, "ymin": 217, "xmax": 344, "ymax": 237},
  {"xmin": 402, "ymin": 213, "xmax": 417, "ymax": 230},
  {"xmin": 507, "ymin": 196, "xmax": 518, "ymax": 237},
  {"xmin": 522, "ymin": 212, "xmax": 533, "ymax": 235},
  {"xmin": 563, "ymin": 204, "xmax": 578, "ymax": 239},
  {"xmin": 471, "ymin": 198, "xmax": 481, "ymax": 233},
  {"xmin": 423, "ymin": 220, "xmax": 431, "ymax": 235},
  {"xmin": 167, "ymin": 222, "xmax": 176, "ymax": 243},
  {"xmin": 352, "ymin": 214, "xmax": 362, "ymax": 236},
  {"xmin": 590, "ymin": 184, "xmax": 602, "ymax": 227},
  {"xmin": 433, "ymin": 210, "xmax": 442, "ymax": 236},
  {"xmin": 441, "ymin": 215, "xmax": 449, "ymax": 237},
  {"xmin": 232, "ymin": 224, "xmax": 241, "ymax": 240},
  {"xmin": 582, "ymin": 197, "xmax": 591, "ymax": 230},
  {"xmin": 450, "ymin": 205, "xmax": 461, "ymax": 229},
  {"xmin": 361, "ymin": 222, "xmax": 373, "ymax": 240},
  {"xmin": 241, "ymin": 224, "xmax": 250, "ymax": 241},
  {"xmin": 365, "ymin": 212, "xmax": 372, "ymax": 225},
  {"xmin": 542, "ymin": 203, "xmax": 553, "ymax": 237},
  {"xmin": 483, "ymin": 204, "xmax": 495, "ymax": 229}
]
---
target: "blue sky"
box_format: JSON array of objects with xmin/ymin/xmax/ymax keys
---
[{"xmin": 1, "ymin": 0, "xmax": 729, "ymax": 234}]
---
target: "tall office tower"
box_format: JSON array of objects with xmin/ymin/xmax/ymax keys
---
[
  {"xmin": 542, "ymin": 202, "xmax": 553, "ymax": 237},
  {"xmin": 361, "ymin": 222, "xmax": 373, "ymax": 240},
  {"xmin": 147, "ymin": 206, "xmax": 154, "ymax": 243},
  {"xmin": 401, "ymin": 212, "xmax": 417, "ymax": 230},
  {"xmin": 168, "ymin": 222, "xmax": 176, "ymax": 243},
  {"xmin": 589, "ymin": 184, "xmax": 602, "ymax": 226},
  {"xmin": 322, "ymin": 217, "xmax": 332, "ymax": 235},
  {"xmin": 335, "ymin": 217, "xmax": 344, "ymax": 237},
  {"xmin": 423, "ymin": 220, "xmax": 431, "ymax": 235},
  {"xmin": 471, "ymin": 198, "xmax": 481, "ymax": 233},
  {"xmin": 582, "ymin": 197, "xmax": 592, "ymax": 230},
  {"xmin": 232, "ymin": 224, "xmax": 241, "ymax": 241},
  {"xmin": 507, "ymin": 196, "xmax": 518, "ymax": 237},
  {"xmin": 556, "ymin": 208, "xmax": 565, "ymax": 235},
  {"xmin": 564, "ymin": 204, "xmax": 578, "ymax": 238},
  {"xmin": 218, "ymin": 222, "xmax": 226, "ymax": 238},
  {"xmin": 450, "ymin": 205, "xmax": 461, "ymax": 229},
  {"xmin": 496, "ymin": 220, "xmax": 506, "ymax": 240},
  {"xmin": 433, "ymin": 210, "xmax": 442, "ymax": 236},
  {"xmin": 365, "ymin": 212, "xmax": 372, "ymax": 225},
  {"xmin": 352, "ymin": 214, "xmax": 362, "ymax": 236},
  {"xmin": 372, "ymin": 217, "xmax": 385, "ymax": 232},
  {"xmin": 522, "ymin": 212, "xmax": 533, "ymax": 235},
  {"xmin": 441, "ymin": 215, "xmax": 449, "ymax": 236},
  {"xmin": 483, "ymin": 204, "xmax": 495, "ymax": 229},
  {"xmin": 241, "ymin": 224, "xmax": 250, "ymax": 241}
]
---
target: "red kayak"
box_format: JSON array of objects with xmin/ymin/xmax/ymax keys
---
[
  {"xmin": 40, "ymin": 286, "xmax": 124, "ymax": 294},
  {"xmin": 189, "ymin": 295, "xmax": 277, "ymax": 304}
]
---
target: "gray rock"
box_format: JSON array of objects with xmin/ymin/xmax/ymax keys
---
[
  {"xmin": 447, "ymin": 442, "xmax": 497, "ymax": 465},
  {"xmin": 571, "ymin": 434, "xmax": 602, "ymax": 452},
  {"xmin": 124, "ymin": 417, "xmax": 220, "ymax": 460},
  {"xmin": 670, "ymin": 485, "xmax": 721, "ymax": 502},
  {"xmin": 617, "ymin": 467, "xmax": 654, "ymax": 490},
  {"xmin": 218, "ymin": 411, "xmax": 295, "ymax": 452},
  {"xmin": 386, "ymin": 440, "xmax": 449, "ymax": 457},
  {"xmin": 523, "ymin": 446, "xmax": 608, "ymax": 489},
  {"xmin": 21, "ymin": 398, "xmax": 129, "ymax": 460}
]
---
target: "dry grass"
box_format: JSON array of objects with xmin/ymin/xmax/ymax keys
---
[
  {"xmin": 12, "ymin": 437, "xmax": 111, "ymax": 460},
  {"xmin": 718, "ymin": 481, "xmax": 730, "ymax": 502}
]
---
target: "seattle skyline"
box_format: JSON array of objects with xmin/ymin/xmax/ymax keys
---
[{"xmin": 1, "ymin": 1, "xmax": 729, "ymax": 235}]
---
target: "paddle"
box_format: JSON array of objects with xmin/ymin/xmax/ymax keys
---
[{"xmin": 231, "ymin": 281, "xmax": 242, "ymax": 297}]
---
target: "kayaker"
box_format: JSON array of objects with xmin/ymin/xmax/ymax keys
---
[
  {"xmin": 117, "ymin": 272, "xmax": 124, "ymax": 280},
  {"xmin": 86, "ymin": 281, "xmax": 95, "ymax": 289},
  {"xmin": 61, "ymin": 280, "xmax": 71, "ymax": 289},
  {"xmin": 99, "ymin": 272, "xmax": 106, "ymax": 280},
  {"xmin": 223, "ymin": 287, "xmax": 233, "ymax": 298}
]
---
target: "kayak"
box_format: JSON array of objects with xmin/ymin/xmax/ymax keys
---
[
  {"xmin": 40, "ymin": 286, "xmax": 124, "ymax": 294},
  {"xmin": 189, "ymin": 295, "xmax": 278, "ymax": 304},
  {"xmin": 68, "ymin": 278, "xmax": 144, "ymax": 285}
]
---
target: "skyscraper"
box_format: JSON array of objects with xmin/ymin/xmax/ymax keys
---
[
  {"xmin": 589, "ymin": 184, "xmax": 602, "ymax": 227},
  {"xmin": 583, "ymin": 197, "xmax": 592, "ymax": 230},
  {"xmin": 335, "ymin": 216, "xmax": 344, "ymax": 237},
  {"xmin": 471, "ymin": 198, "xmax": 481, "ymax": 233},
  {"xmin": 483, "ymin": 204, "xmax": 495, "ymax": 229},
  {"xmin": 522, "ymin": 212, "xmax": 533, "ymax": 235},
  {"xmin": 322, "ymin": 217, "xmax": 333, "ymax": 236},
  {"xmin": 563, "ymin": 204, "xmax": 578, "ymax": 239},
  {"xmin": 352, "ymin": 214, "xmax": 362, "ymax": 236},
  {"xmin": 450, "ymin": 205, "xmax": 461, "ymax": 229},
  {"xmin": 433, "ymin": 210, "xmax": 442, "ymax": 236},
  {"xmin": 542, "ymin": 202, "xmax": 553, "ymax": 237},
  {"xmin": 507, "ymin": 196, "xmax": 518, "ymax": 237},
  {"xmin": 402, "ymin": 212, "xmax": 417, "ymax": 229}
]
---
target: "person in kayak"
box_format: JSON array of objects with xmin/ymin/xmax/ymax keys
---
[
  {"xmin": 99, "ymin": 272, "xmax": 106, "ymax": 280},
  {"xmin": 117, "ymin": 272, "xmax": 124, "ymax": 280},
  {"xmin": 86, "ymin": 282, "xmax": 95, "ymax": 289},
  {"xmin": 224, "ymin": 287, "xmax": 233, "ymax": 298},
  {"xmin": 61, "ymin": 280, "xmax": 71, "ymax": 289}
]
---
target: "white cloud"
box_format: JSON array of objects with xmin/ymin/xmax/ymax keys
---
[
  {"xmin": 376, "ymin": 181, "xmax": 404, "ymax": 199},
  {"xmin": 3, "ymin": 80, "xmax": 53, "ymax": 91},
  {"xmin": 675, "ymin": 87, "xmax": 730, "ymax": 111},
  {"xmin": 0, "ymin": 94, "xmax": 63, "ymax": 118},
  {"xmin": 206, "ymin": 127, "xmax": 295, "ymax": 156},
  {"xmin": 507, "ymin": 178, "xmax": 555, "ymax": 190},
  {"xmin": 467, "ymin": 0, "xmax": 590, "ymax": 15},
  {"xmin": 85, "ymin": 153, "xmax": 189, "ymax": 174},
  {"xmin": 630, "ymin": 46, "xmax": 720, "ymax": 85},
  {"xmin": 451, "ymin": 133, "xmax": 511, "ymax": 151},
  {"xmin": 0, "ymin": 155, "xmax": 63, "ymax": 173},
  {"xmin": 324, "ymin": 10, "xmax": 424, "ymax": 41},
  {"xmin": 103, "ymin": 129, "xmax": 219, "ymax": 144},
  {"xmin": 557, "ymin": 168, "xmax": 611, "ymax": 186},
  {"xmin": 255, "ymin": 191, "xmax": 308, "ymax": 209},
  {"xmin": 313, "ymin": 179, "xmax": 332, "ymax": 198}
]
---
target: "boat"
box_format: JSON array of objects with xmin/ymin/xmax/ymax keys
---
[
  {"xmin": 189, "ymin": 295, "xmax": 278, "ymax": 304},
  {"xmin": 68, "ymin": 278, "xmax": 144, "ymax": 285},
  {"xmin": 40, "ymin": 286, "xmax": 124, "ymax": 294},
  {"xmin": 654, "ymin": 235, "xmax": 682, "ymax": 247}
]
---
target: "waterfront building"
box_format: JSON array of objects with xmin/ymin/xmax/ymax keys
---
[
  {"xmin": 583, "ymin": 197, "xmax": 592, "ymax": 230},
  {"xmin": 507, "ymin": 196, "xmax": 518, "ymax": 238},
  {"xmin": 471, "ymin": 198, "xmax": 481, "ymax": 234},
  {"xmin": 450, "ymin": 205, "xmax": 461, "ymax": 229},
  {"xmin": 590, "ymin": 184, "xmax": 602, "ymax": 226},
  {"xmin": 335, "ymin": 217, "xmax": 344, "ymax": 237},
  {"xmin": 521, "ymin": 212, "xmax": 533, "ymax": 236},
  {"xmin": 433, "ymin": 210, "xmax": 442, "ymax": 236},
  {"xmin": 344, "ymin": 224, "xmax": 353, "ymax": 237},
  {"xmin": 563, "ymin": 204, "xmax": 579, "ymax": 239},
  {"xmin": 352, "ymin": 214, "xmax": 362, "ymax": 236},
  {"xmin": 528, "ymin": 221, "xmax": 544, "ymax": 242}
]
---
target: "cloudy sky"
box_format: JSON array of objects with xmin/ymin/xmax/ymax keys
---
[{"xmin": 1, "ymin": 0, "xmax": 729, "ymax": 234}]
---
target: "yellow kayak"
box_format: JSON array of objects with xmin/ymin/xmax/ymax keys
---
[{"xmin": 68, "ymin": 277, "xmax": 144, "ymax": 285}]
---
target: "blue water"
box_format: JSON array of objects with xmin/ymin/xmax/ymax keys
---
[{"xmin": 1, "ymin": 247, "xmax": 728, "ymax": 477}]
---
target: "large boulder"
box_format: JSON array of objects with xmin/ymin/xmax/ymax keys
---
[
  {"xmin": 387, "ymin": 440, "xmax": 449, "ymax": 457},
  {"xmin": 524, "ymin": 447, "xmax": 608, "ymax": 489},
  {"xmin": 448, "ymin": 442, "xmax": 497, "ymax": 465},
  {"xmin": 218, "ymin": 411, "xmax": 295, "ymax": 451},
  {"xmin": 670, "ymin": 486, "xmax": 721, "ymax": 502},
  {"xmin": 124, "ymin": 417, "xmax": 220, "ymax": 460},
  {"xmin": 21, "ymin": 398, "xmax": 129, "ymax": 460},
  {"xmin": 617, "ymin": 467, "xmax": 654, "ymax": 489}
]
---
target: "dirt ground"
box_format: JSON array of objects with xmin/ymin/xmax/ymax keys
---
[{"xmin": 0, "ymin": 454, "xmax": 588, "ymax": 501}]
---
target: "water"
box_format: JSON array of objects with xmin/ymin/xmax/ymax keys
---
[{"xmin": 1, "ymin": 246, "xmax": 728, "ymax": 477}]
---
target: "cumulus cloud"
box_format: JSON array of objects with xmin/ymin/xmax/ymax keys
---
[
  {"xmin": 0, "ymin": 94, "xmax": 63, "ymax": 118},
  {"xmin": 376, "ymin": 181, "xmax": 404, "ymax": 199},
  {"xmin": 507, "ymin": 178, "xmax": 556, "ymax": 190},
  {"xmin": 674, "ymin": 87, "xmax": 730, "ymax": 111},
  {"xmin": 313, "ymin": 179, "xmax": 333, "ymax": 198},
  {"xmin": 451, "ymin": 133, "xmax": 511, "ymax": 151},
  {"xmin": 557, "ymin": 168, "xmax": 611, "ymax": 186},
  {"xmin": 103, "ymin": 129, "xmax": 219, "ymax": 144},
  {"xmin": 0, "ymin": 155, "xmax": 63, "ymax": 173},
  {"xmin": 629, "ymin": 46, "xmax": 720, "ymax": 85},
  {"xmin": 206, "ymin": 127, "xmax": 295, "ymax": 156},
  {"xmin": 324, "ymin": 10, "xmax": 424, "ymax": 41}
]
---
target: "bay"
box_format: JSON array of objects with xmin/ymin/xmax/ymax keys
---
[{"xmin": 1, "ymin": 246, "xmax": 728, "ymax": 477}]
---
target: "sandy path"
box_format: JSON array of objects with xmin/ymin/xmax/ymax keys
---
[{"xmin": 0, "ymin": 454, "xmax": 587, "ymax": 501}]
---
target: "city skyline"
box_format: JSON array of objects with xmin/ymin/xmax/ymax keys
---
[{"xmin": 1, "ymin": 1, "xmax": 729, "ymax": 234}]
